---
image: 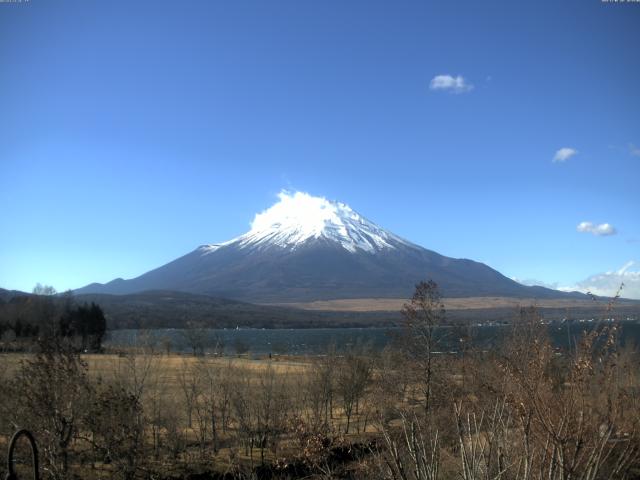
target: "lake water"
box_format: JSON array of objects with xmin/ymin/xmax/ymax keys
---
[{"xmin": 104, "ymin": 321, "xmax": 640, "ymax": 356}]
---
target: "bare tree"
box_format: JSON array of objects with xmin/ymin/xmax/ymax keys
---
[
  {"xmin": 230, "ymin": 367, "xmax": 256, "ymax": 463},
  {"xmin": 110, "ymin": 348, "xmax": 156, "ymax": 402},
  {"xmin": 217, "ymin": 359, "xmax": 234, "ymax": 434},
  {"xmin": 337, "ymin": 350, "xmax": 372, "ymax": 434},
  {"xmin": 253, "ymin": 364, "xmax": 290, "ymax": 464},
  {"xmin": 305, "ymin": 349, "xmax": 337, "ymax": 431},
  {"xmin": 29, "ymin": 284, "xmax": 60, "ymax": 339},
  {"xmin": 12, "ymin": 341, "xmax": 91, "ymax": 479},
  {"xmin": 401, "ymin": 280, "xmax": 445, "ymax": 416},
  {"xmin": 379, "ymin": 411, "xmax": 440, "ymax": 480},
  {"xmin": 191, "ymin": 358, "xmax": 226, "ymax": 456},
  {"xmin": 498, "ymin": 308, "xmax": 640, "ymax": 480},
  {"xmin": 230, "ymin": 364, "xmax": 291, "ymax": 466},
  {"xmin": 82, "ymin": 383, "xmax": 144, "ymax": 480},
  {"xmin": 181, "ymin": 321, "xmax": 208, "ymax": 356},
  {"xmin": 373, "ymin": 345, "xmax": 412, "ymax": 427},
  {"xmin": 32, "ymin": 283, "xmax": 57, "ymax": 296},
  {"xmin": 177, "ymin": 359, "xmax": 200, "ymax": 429},
  {"xmin": 142, "ymin": 355, "xmax": 171, "ymax": 460}
]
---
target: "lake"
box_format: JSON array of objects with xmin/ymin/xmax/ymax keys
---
[{"xmin": 104, "ymin": 320, "xmax": 640, "ymax": 356}]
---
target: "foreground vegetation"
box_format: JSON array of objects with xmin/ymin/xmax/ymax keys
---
[{"xmin": 0, "ymin": 283, "xmax": 639, "ymax": 479}]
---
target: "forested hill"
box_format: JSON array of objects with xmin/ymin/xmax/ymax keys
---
[{"xmin": 74, "ymin": 290, "xmax": 398, "ymax": 329}]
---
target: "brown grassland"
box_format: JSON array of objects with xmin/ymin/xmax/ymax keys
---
[{"xmin": 269, "ymin": 296, "xmax": 640, "ymax": 312}]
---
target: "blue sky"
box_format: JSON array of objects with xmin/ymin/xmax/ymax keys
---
[{"xmin": 1, "ymin": 0, "xmax": 639, "ymax": 297}]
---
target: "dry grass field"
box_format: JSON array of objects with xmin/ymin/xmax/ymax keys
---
[
  {"xmin": 1, "ymin": 353, "xmax": 314, "ymax": 420},
  {"xmin": 1, "ymin": 352, "xmax": 311, "ymax": 374},
  {"xmin": 0, "ymin": 350, "xmax": 366, "ymax": 478},
  {"xmin": 2, "ymin": 309, "xmax": 640, "ymax": 479},
  {"xmin": 267, "ymin": 296, "xmax": 640, "ymax": 312}
]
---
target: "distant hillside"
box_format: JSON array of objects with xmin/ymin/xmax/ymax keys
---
[
  {"xmin": 0, "ymin": 288, "xmax": 30, "ymax": 303},
  {"xmin": 76, "ymin": 290, "xmax": 640, "ymax": 330},
  {"xmin": 74, "ymin": 290, "xmax": 398, "ymax": 329},
  {"xmin": 2, "ymin": 287, "xmax": 637, "ymax": 330}
]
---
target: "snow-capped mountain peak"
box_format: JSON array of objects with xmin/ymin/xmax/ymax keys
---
[
  {"xmin": 205, "ymin": 191, "xmax": 412, "ymax": 254},
  {"xmin": 76, "ymin": 190, "xmax": 580, "ymax": 302}
]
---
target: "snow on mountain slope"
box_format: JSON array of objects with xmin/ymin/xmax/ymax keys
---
[{"xmin": 200, "ymin": 191, "xmax": 413, "ymax": 254}]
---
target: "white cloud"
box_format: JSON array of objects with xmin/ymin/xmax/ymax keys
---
[
  {"xmin": 577, "ymin": 221, "xmax": 617, "ymax": 236},
  {"xmin": 512, "ymin": 277, "xmax": 560, "ymax": 289},
  {"xmin": 553, "ymin": 147, "xmax": 578, "ymax": 163},
  {"xmin": 429, "ymin": 74, "xmax": 473, "ymax": 94},
  {"xmin": 559, "ymin": 261, "xmax": 640, "ymax": 300},
  {"xmin": 629, "ymin": 143, "xmax": 640, "ymax": 157}
]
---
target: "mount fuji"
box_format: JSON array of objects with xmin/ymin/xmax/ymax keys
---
[{"xmin": 75, "ymin": 192, "xmax": 579, "ymax": 302}]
